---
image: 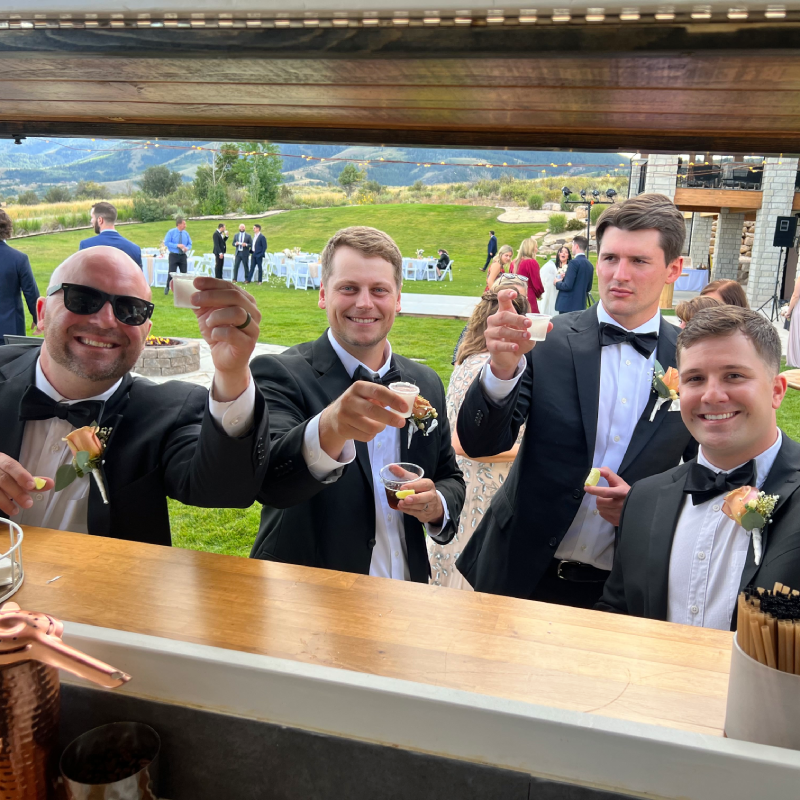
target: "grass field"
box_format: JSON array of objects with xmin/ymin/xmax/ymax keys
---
[{"xmin": 11, "ymin": 203, "xmax": 800, "ymax": 558}]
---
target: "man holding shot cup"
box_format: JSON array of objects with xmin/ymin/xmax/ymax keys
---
[
  {"xmin": 456, "ymin": 194, "xmax": 697, "ymax": 607},
  {"xmin": 250, "ymin": 226, "xmax": 465, "ymax": 582}
]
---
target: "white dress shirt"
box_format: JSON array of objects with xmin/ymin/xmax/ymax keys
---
[
  {"xmin": 480, "ymin": 302, "xmax": 662, "ymax": 570},
  {"xmin": 301, "ymin": 329, "xmax": 449, "ymax": 580},
  {"xmin": 667, "ymin": 430, "xmax": 782, "ymax": 630},
  {"xmin": 17, "ymin": 357, "xmax": 256, "ymax": 534}
]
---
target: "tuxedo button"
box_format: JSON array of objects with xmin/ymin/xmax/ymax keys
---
[
  {"xmin": 613, "ymin": 435, "xmax": 620, "ymax": 443},
  {"xmin": 548, "ymin": 537, "xmax": 557, "ymax": 547},
  {"xmin": 712, "ymin": 504, "xmax": 720, "ymax": 512},
  {"xmin": 697, "ymin": 551, "xmax": 706, "ymax": 561},
  {"xmin": 690, "ymin": 605, "xmax": 699, "ymax": 615},
  {"xmin": 572, "ymin": 489, "xmax": 582, "ymax": 499},
  {"xmin": 50, "ymin": 444, "xmax": 60, "ymax": 453},
  {"xmin": 368, "ymin": 538, "xmax": 376, "ymax": 548}
]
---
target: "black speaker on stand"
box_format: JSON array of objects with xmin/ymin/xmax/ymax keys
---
[{"xmin": 759, "ymin": 216, "xmax": 799, "ymax": 321}]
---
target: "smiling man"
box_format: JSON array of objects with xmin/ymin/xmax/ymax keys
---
[
  {"xmin": 0, "ymin": 246, "xmax": 269, "ymax": 544},
  {"xmin": 249, "ymin": 226, "xmax": 464, "ymax": 582},
  {"xmin": 455, "ymin": 193, "xmax": 697, "ymax": 606},
  {"xmin": 598, "ymin": 306, "xmax": 800, "ymax": 629}
]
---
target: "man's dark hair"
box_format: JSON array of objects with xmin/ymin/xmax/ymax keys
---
[
  {"xmin": 0, "ymin": 209, "xmax": 12, "ymax": 240},
  {"xmin": 175, "ymin": 216, "xmax": 185, "ymax": 226},
  {"xmin": 572, "ymin": 235, "xmax": 589, "ymax": 252},
  {"xmin": 489, "ymin": 230, "xmax": 495, "ymax": 235},
  {"xmin": 91, "ymin": 201, "xmax": 117, "ymax": 225},
  {"xmin": 677, "ymin": 305, "xmax": 781, "ymax": 375},
  {"xmin": 595, "ymin": 192, "xmax": 686, "ymax": 265},
  {"xmin": 217, "ymin": 222, "xmax": 225, "ymax": 229},
  {"xmin": 254, "ymin": 224, "xmax": 261, "ymax": 231}
]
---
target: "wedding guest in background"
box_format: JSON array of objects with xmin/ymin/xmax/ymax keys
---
[
  {"xmin": 555, "ymin": 235, "xmax": 593, "ymax": 313},
  {"xmin": 597, "ymin": 306, "xmax": 800, "ymax": 629},
  {"xmin": 212, "ymin": 223, "xmax": 228, "ymax": 280},
  {"xmin": 232, "ymin": 223, "xmax": 252, "ymax": 284},
  {"xmin": 435, "ymin": 248, "xmax": 450, "ymax": 280},
  {"xmin": 513, "ymin": 237, "xmax": 545, "ymax": 312},
  {"xmin": 0, "ymin": 209, "xmax": 39, "ymax": 340},
  {"xmin": 79, "ymin": 202, "xmax": 142, "ymax": 268},
  {"xmin": 430, "ymin": 284, "xmax": 529, "ymax": 589},
  {"xmin": 486, "ymin": 244, "xmax": 513, "ymax": 289},
  {"xmin": 248, "ymin": 224, "xmax": 267, "ymax": 285},
  {"xmin": 0, "ymin": 246, "xmax": 269, "ymax": 543},
  {"xmin": 163, "ymin": 217, "xmax": 192, "ymax": 296},
  {"xmin": 250, "ymin": 226, "xmax": 465, "ymax": 582},
  {"xmin": 541, "ymin": 245, "xmax": 570, "ymax": 317},
  {"xmin": 456, "ymin": 193, "xmax": 696, "ymax": 606},
  {"xmin": 481, "ymin": 230, "xmax": 498, "ymax": 272},
  {"xmin": 785, "ymin": 270, "xmax": 800, "ymax": 368},
  {"xmin": 676, "ymin": 295, "xmax": 720, "ymax": 328},
  {"xmin": 701, "ymin": 278, "xmax": 749, "ymax": 308}
]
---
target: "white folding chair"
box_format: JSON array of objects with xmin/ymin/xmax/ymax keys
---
[
  {"xmin": 424, "ymin": 260, "xmax": 439, "ymax": 281},
  {"xmin": 439, "ymin": 260, "xmax": 454, "ymax": 281},
  {"xmin": 402, "ymin": 258, "xmax": 417, "ymax": 281},
  {"xmin": 293, "ymin": 262, "xmax": 311, "ymax": 290},
  {"xmin": 222, "ymin": 253, "xmax": 234, "ymax": 282},
  {"xmin": 153, "ymin": 257, "xmax": 170, "ymax": 288}
]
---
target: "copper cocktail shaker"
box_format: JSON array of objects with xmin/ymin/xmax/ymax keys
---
[{"xmin": 0, "ymin": 601, "xmax": 131, "ymax": 799}]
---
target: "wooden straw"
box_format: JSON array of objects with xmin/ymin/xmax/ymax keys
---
[
  {"xmin": 751, "ymin": 618, "xmax": 768, "ymax": 665},
  {"xmin": 737, "ymin": 594, "xmax": 750, "ymax": 655},
  {"xmin": 795, "ymin": 621, "xmax": 800, "ymax": 676},
  {"xmin": 778, "ymin": 620, "xmax": 787, "ymax": 672},
  {"xmin": 786, "ymin": 620, "xmax": 795, "ymax": 674},
  {"xmin": 766, "ymin": 614, "xmax": 778, "ymax": 665},
  {"xmin": 761, "ymin": 625, "xmax": 777, "ymax": 669},
  {"xmin": 774, "ymin": 582, "xmax": 784, "ymax": 593}
]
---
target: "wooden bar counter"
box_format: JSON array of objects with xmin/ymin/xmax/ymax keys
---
[{"xmin": 16, "ymin": 525, "xmax": 732, "ymax": 737}]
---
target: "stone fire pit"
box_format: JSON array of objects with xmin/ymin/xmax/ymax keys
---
[{"xmin": 134, "ymin": 337, "xmax": 201, "ymax": 377}]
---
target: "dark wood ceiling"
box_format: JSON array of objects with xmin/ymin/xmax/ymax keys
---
[{"xmin": 1, "ymin": 23, "xmax": 800, "ymax": 152}]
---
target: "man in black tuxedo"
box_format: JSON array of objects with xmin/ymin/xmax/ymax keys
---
[
  {"xmin": 0, "ymin": 245, "xmax": 269, "ymax": 546},
  {"xmin": 212, "ymin": 223, "xmax": 228, "ymax": 280},
  {"xmin": 554, "ymin": 235, "xmax": 594, "ymax": 314},
  {"xmin": 456, "ymin": 193, "xmax": 696, "ymax": 606},
  {"xmin": 250, "ymin": 226, "xmax": 465, "ymax": 582},
  {"xmin": 232, "ymin": 224, "xmax": 252, "ymax": 283},
  {"xmin": 598, "ymin": 307, "xmax": 800, "ymax": 630},
  {"xmin": 481, "ymin": 230, "xmax": 498, "ymax": 272}
]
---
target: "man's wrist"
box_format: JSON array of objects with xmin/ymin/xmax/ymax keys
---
[
  {"xmin": 211, "ymin": 370, "xmax": 251, "ymax": 403},
  {"xmin": 489, "ymin": 358, "xmax": 518, "ymax": 382},
  {"xmin": 318, "ymin": 409, "xmax": 347, "ymax": 461}
]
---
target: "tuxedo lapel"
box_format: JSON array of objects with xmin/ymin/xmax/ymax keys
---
[
  {"xmin": 647, "ymin": 467, "xmax": 689, "ymax": 619},
  {"xmin": 739, "ymin": 434, "xmax": 800, "ymax": 591},
  {"xmin": 619, "ymin": 318, "xmax": 679, "ymax": 474},
  {"xmin": 0, "ymin": 348, "xmax": 39, "ymax": 460},
  {"xmin": 311, "ymin": 332, "xmax": 374, "ymax": 491},
  {"xmin": 567, "ymin": 306, "xmax": 601, "ymax": 457}
]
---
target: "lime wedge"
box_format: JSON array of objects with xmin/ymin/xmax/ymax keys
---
[
  {"xmin": 33, "ymin": 477, "xmax": 47, "ymax": 490},
  {"xmin": 585, "ymin": 468, "xmax": 601, "ymax": 487},
  {"xmin": 395, "ymin": 489, "xmax": 416, "ymax": 499}
]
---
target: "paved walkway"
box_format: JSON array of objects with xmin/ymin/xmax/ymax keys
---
[{"xmin": 399, "ymin": 294, "xmax": 479, "ymax": 319}]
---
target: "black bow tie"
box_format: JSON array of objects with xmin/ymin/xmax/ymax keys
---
[
  {"xmin": 683, "ymin": 460, "xmax": 757, "ymax": 506},
  {"xmin": 19, "ymin": 385, "xmax": 103, "ymax": 429},
  {"xmin": 352, "ymin": 362, "xmax": 402, "ymax": 388},
  {"xmin": 599, "ymin": 323, "xmax": 659, "ymax": 359}
]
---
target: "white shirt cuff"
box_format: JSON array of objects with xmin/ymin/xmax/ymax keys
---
[
  {"xmin": 208, "ymin": 379, "xmax": 256, "ymax": 437},
  {"xmin": 302, "ymin": 412, "xmax": 356, "ymax": 483},
  {"xmin": 426, "ymin": 490, "xmax": 451, "ymax": 540},
  {"xmin": 479, "ymin": 357, "xmax": 526, "ymax": 404}
]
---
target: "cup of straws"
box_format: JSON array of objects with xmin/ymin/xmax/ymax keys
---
[{"xmin": 724, "ymin": 582, "xmax": 800, "ymax": 749}]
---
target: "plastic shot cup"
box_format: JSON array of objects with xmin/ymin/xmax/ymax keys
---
[
  {"xmin": 170, "ymin": 273, "xmax": 199, "ymax": 309},
  {"xmin": 526, "ymin": 313, "xmax": 552, "ymax": 342},
  {"xmin": 388, "ymin": 381, "xmax": 420, "ymax": 418},
  {"xmin": 379, "ymin": 462, "xmax": 425, "ymax": 511}
]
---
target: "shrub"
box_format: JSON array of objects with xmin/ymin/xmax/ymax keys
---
[
  {"xmin": 566, "ymin": 218, "xmax": 586, "ymax": 231},
  {"xmin": 411, "ymin": 180, "xmax": 425, "ymax": 193},
  {"xmin": 44, "ymin": 186, "xmax": 72, "ymax": 203},
  {"xmin": 132, "ymin": 193, "xmax": 172, "ymax": 223},
  {"xmin": 73, "ymin": 180, "xmax": 108, "ymax": 200},
  {"xmin": 17, "ymin": 190, "xmax": 39, "ymax": 205},
  {"xmin": 548, "ymin": 213, "xmax": 567, "ymax": 234},
  {"xmin": 528, "ymin": 193, "xmax": 544, "ymax": 210},
  {"xmin": 590, "ymin": 203, "xmax": 609, "ymax": 224},
  {"xmin": 560, "ymin": 193, "xmax": 580, "ymax": 212}
]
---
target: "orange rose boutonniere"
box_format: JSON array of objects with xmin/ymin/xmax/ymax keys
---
[
  {"xmin": 649, "ymin": 360, "xmax": 681, "ymax": 421},
  {"xmin": 722, "ymin": 486, "xmax": 778, "ymax": 566},
  {"xmin": 55, "ymin": 425, "xmax": 111, "ymax": 504}
]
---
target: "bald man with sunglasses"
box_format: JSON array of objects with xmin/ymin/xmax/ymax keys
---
[{"xmin": 0, "ymin": 246, "xmax": 269, "ymax": 545}]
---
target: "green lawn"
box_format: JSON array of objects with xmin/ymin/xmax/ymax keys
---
[{"xmin": 12, "ymin": 204, "xmax": 800, "ymax": 558}]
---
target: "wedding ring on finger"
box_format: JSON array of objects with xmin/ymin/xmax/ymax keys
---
[{"xmin": 235, "ymin": 311, "xmax": 252, "ymax": 330}]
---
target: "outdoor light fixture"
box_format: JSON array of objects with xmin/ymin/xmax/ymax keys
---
[
  {"xmin": 580, "ymin": 189, "xmax": 587, "ymax": 200},
  {"xmin": 562, "ymin": 186, "xmax": 572, "ymax": 197},
  {"xmin": 606, "ymin": 188, "xmax": 618, "ymax": 200},
  {"xmin": 592, "ymin": 189, "xmax": 601, "ymax": 199}
]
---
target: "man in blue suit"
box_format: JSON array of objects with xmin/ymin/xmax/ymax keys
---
[
  {"xmin": 555, "ymin": 235, "xmax": 594, "ymax": 313},
  {"xmin": 247, "ymin": 224, "xmax": 267, "ymax": 284},
  {"xmin": 481, "ymin": 230, "xmax": 498, "ymax": 271},
  {"xmin": 79, "ymin": 202, "xmax": 142, "ymax": 268},
  {"xmin": 0, "ymin": 210, "xmax": 39, "ymax": 340}
]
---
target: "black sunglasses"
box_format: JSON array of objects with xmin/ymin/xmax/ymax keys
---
[{"xmin": 47, "ymin": 283, "xmax": 154, "ymax": 327}]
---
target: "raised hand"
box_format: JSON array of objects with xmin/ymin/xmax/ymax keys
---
[
  {"xmin": 191, "ymin": 276, "xmax": 261, "ymax": 401},
  {"xmin": 0, "ymin": 453, "xmax": 54, "ymax": 517},
  {"xmin": 318, "ymin": 382, "xmax": 409, "ymax": 460},
  {"xmin": 485, "ymin": 289, "xmax": 552, "ymax": 380},
  {"xmin": 396, "ymin": 474, "xmax": 444, "ymax": 525},
  {"xmin": 583, "ymin": 467, "xmax": 631, "ymax": 527}
]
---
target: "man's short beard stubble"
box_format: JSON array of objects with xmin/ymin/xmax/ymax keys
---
[{"xmin": 46, "ymin": 328, "xmax": 140, "ymax": 383}]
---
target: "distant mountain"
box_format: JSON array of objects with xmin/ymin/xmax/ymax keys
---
[{"xmin": 0, "ymin": 138, "xmax": 629, "ymax": 194}]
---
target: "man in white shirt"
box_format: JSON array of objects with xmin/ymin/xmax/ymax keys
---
[
  {"xmin": 0, "ymin": 245, "xmax": 269, "ymax": 545},
  {"xmin": 455, "ymin": 193, "xmax": 696, "ymax": 606},
  {"xmin": 598, "ymin": 306, "xmax": 800, "ymax": 630},
  {"xmin": 249, "ymin": 226, "xmax": 465, "ymax": 582}
]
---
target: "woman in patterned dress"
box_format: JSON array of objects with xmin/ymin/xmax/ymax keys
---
[{"xmin": 429, "ymin": 281, "xmax": 529, "ymax": 589}]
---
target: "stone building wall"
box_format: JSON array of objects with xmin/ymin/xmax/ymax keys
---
[{"xmin": 642, "ymin": 154, "xmax": 679, "ymax": 200}]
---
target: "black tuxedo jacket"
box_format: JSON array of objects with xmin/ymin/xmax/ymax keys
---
[
  {"xmin": 555, "ymin": 253, "xmax": 594, "ymax": 313},
  {"xmin": 0, "ymin": 345, "xmax": 270, "ymax": 546},
  {"xmin": 233, "ymin": 233, "xmax": 252, "ymax": 252},
  {"xmin": 455, "ymin": 304, "xmax": 697, "ymax": 599},
  {"xmin": 213, "ymin": 230, "xmax": 228, "ymax": 256},
  {"xmin": 249, "ymin": 332, "xmax": 466, "ymax": 582},
  {"xmin": 597, "ymin": 434, "xmax": 800, "ymax": 629}
]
